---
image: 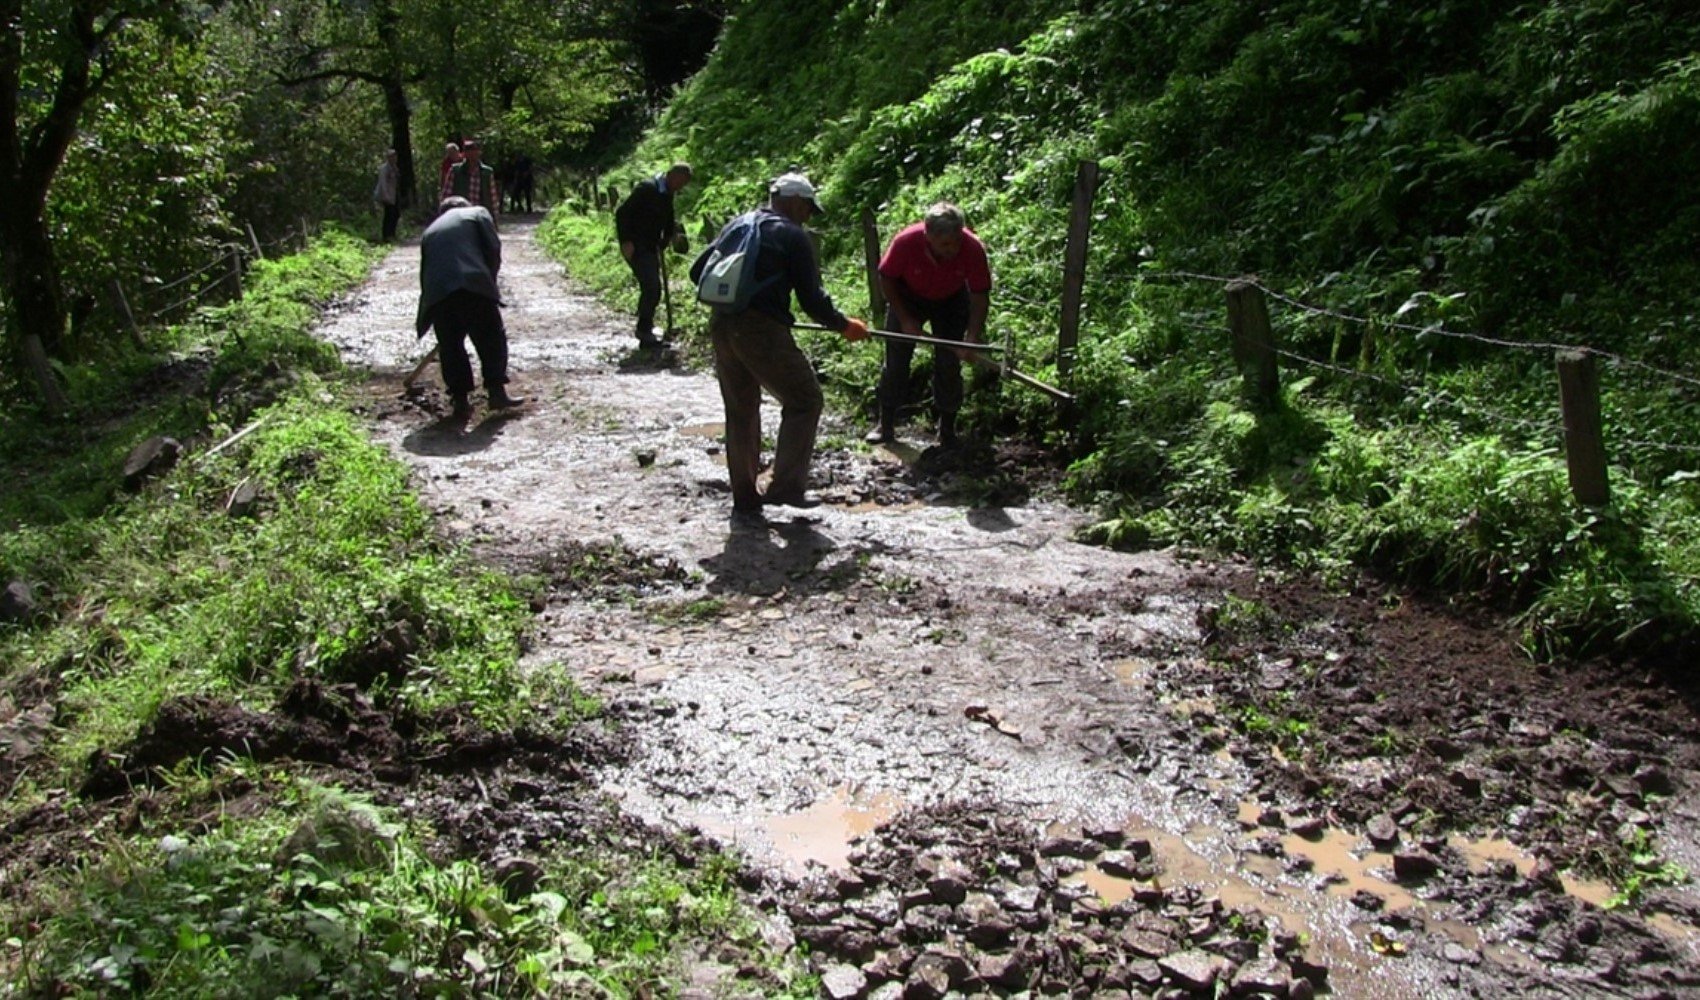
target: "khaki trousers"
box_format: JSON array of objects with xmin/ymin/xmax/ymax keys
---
[{"xmin": 710, "ymin": 309, "xmax": 823, "ymax": 510}]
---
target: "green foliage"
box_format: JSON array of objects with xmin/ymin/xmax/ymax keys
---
[
  {"xmin": 6, "ymin": 781, "xmax": 786, "ymax": 997},
  {"xmin": 0, "ymin": 230, "xmax": 531, "ymax": 771}
]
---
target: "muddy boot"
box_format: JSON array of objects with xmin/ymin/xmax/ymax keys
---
[
  {"xmin": 864, "ymin": 406, "xmax": 897, "ymax": 444},
  {"xmin": 488, "ymin": 386, "xmax": 526, "ymax": 409},
  {"xmin": 938, "ymin": 412, "xmax": 958, "ymax": 448},
  {"xmin": 450, "ymin": 391, "xmax": 472, "ymax": 419}
]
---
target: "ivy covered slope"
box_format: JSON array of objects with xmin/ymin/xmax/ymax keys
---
[{"xmin": 610, "ymin": 0, "xmax": 1700, "ymax": 654}]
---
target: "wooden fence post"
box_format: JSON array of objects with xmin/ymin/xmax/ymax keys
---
[
  {"xmin": 110, "ymin": 278, "xmax": 144, "ymax": 348},
  {"xmin": 1057, "ymin": 159, "xmax": 1100, "ymax": 380},
  {"xmin": 861, "ymin": 208, "xmax": 885, "ymax": 320},
  {"xmin": 226, "ymin": 248, "xmax": 244, "ymax": 300},
  {"xmin": 607, "ymin": 185, "xmax": 619, "ymax": 211},
  {"xmin": 245, "ymin": 223, "xmax": 263, "ymax": 260},
  {"xmin": 1556, "ymin": 350, "xmax": 1610, "ymax": 506},
  {"xmin": 299, "ymin": 217, "xmax": 311, "ymax": 249},
  {"xmin": 1225, "ymin": 279, "xmax": 1280, "ymax": 408}
]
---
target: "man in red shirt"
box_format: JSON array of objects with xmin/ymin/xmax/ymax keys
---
[{"xmin": 868, "ymin": 202, "xmax": 992, "ymax": 446}]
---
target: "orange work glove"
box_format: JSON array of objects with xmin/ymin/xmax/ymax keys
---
[{"xmin": 842, "ymin": 317, "xmax": 870, "ymax": 342}]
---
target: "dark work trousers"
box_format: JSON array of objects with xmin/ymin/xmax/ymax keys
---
[
  {"xmin": 876, "ymin": 287, "xmax": 971, "ymax": 417},
  {"xmin": 426, "ymin": 290, "xmax": 508, "ymax": 395},
  {"xmin": 380, "ymin": 202, "xmax": 400, "ymax": 241},
  {"xmin": 711, "ymin": 309, "xmax": 824, "ymax": 511},
  {"xmin": 628, "ymin": 249, "xmax": 662, "ymax": 341}
]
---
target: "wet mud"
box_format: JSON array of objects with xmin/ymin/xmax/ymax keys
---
[{"xmin": 22, "ymin": 217, "xmax": 1691, "ymax": 997}]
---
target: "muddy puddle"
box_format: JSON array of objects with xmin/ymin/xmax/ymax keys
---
[{"xmin": 317, "ymin": 220, "xmax": 1700, "ymax": 998}]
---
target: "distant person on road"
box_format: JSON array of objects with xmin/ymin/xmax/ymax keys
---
[
  {"xmin": 866, "ymin": 201, "xmax": 992, "ymax": 447},
  {"xmin": 439, "ymin": 142, "xmax": 462, "ymax": 196},
  {"xmin": 507, "ymin": 153, "xmax": 535, "ymax": 214},
  {"xmin": 690, "ymin": 172, "xmax": 868, "ymax": 516},
  {"xmin": 615, "ymin": 162, "xmax": 692, "ymax": 349},
  {"xmin": 373, "ymin": 149, "xmax": 401, "ymax": 242},
  {"xmin": 442, "ymin": 138, "xmax": 499, "ymax": 217},
  {"xmin": 417, "ymin": 196, "xmax": 524, "ymax": 418}
]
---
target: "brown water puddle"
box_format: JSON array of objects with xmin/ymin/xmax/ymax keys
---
[{"xmin": 761, "ymin": 786, "xmax": 906, "ymax": 872}]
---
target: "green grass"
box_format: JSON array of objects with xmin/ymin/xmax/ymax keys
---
[{"xmin": 5, "ymin": 778, "xmax": 800, "ymax": 998}]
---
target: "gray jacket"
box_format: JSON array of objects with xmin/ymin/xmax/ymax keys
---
[{"xmin": 416, "ymin": 206, "xmax": 501, "ymax": 335}]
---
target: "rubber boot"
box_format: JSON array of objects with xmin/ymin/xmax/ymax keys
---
[
  {"xmin": 938, "ymin": 412, "xmax": 958, "ymax": 448},
  {"xmin": 488, "ymin": 385, "xmax": 526, "ymax": 409},
  {"xmin": 864, "ymin": 406, "xmax": 897, "ymax": 444}
]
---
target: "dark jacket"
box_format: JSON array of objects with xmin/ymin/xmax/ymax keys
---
[
  {"xmin": 416, "ymin": 206, "xmax": 502, "ymax": 335},
  {"xmin": 614, "ymin": 175, "xmax": 676, "ymax": 252},
  {"xmin": 690, "ymin": 207, "xmax": 847, "ymax": 330}
]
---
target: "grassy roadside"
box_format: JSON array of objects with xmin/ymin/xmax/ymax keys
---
[{"xmin": 0, "ymin": 229, "xmax": 808, "ymax": 998}]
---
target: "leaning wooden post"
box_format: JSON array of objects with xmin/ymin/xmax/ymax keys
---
[
  {"xmin": 861, "ymin": 208, "xmax": 886, "ymax": 320},
  {"xmin": 299, "ymin": 217, "xmax": 311, "ymax": 249},
  {"xmin": 1225, "ymin": 279, "xmax": 1280, "ymax": 408},
  {"xmin": 244, "ymin": 222, "xmax": 263, "ymax": 260},
  {"xmin": 1057, "ymin": 159, "xmax": 1100, "ymax": 380},
  {"xmin": 607, "ymin": 185, "xmax": 619, "ymax": 211},
  {"xmin": 110, "ymin": 278, "xmax": 144, "ymax": 348},
  {"xmin": 1556, "ymin": 350, "xmax": 1610, "ymax": 506}
]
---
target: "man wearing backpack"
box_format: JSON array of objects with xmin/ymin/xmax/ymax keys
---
[
  {"xmin": 865, "ymin": 201, "xmax": 992, "ymax": 447},
  {"xmin": 690, "ymin": 172, "xmax": 869, "ymax": 515},
  {"xmin": 616, "ymin": 162, "xmax": 693, "ymax": 349}
]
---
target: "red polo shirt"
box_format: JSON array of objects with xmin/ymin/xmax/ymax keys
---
[{"xmin": 878, "ymin": 223, "xmax": 993, "ymax": 301}]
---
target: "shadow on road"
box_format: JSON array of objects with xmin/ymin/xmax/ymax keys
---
[{"xmin": 401, "ymin": 410, "xmax": 523, "ymax": 457}]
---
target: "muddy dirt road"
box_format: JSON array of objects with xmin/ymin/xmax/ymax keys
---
[{"xmin": 319, "ymin": 219, "xmax": 1700, "ymax": 998}]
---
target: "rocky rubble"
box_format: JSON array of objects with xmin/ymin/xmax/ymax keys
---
[{"xmin": 781, "ymin": 802, "xmax": 1327, "ymax": 998}]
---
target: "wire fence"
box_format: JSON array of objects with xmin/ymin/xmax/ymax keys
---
[
  {"xmin": 114, "ymin": 221, "xmax": 316, "ymax": 336},
  {"xmin": 578, "ymin": 165, "xmax": 1699, "ymax": 491}
]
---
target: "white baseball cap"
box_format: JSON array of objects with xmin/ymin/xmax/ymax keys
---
[{"xmin": 770, "ymin": 172, "xmax": 825, "ymax": 215}]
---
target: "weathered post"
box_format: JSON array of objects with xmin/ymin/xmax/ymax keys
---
[
  {"xmin": 110, "ymin": 278, "xmax": 144, "ymax": 348},
  {"xmin": 226, "ymin": 248, "xmax": 244, "ymax": 300},
  {"xmin": 1225, "ymin": 279, "xmax": 1280, "ymax": 408},
  {"xmin": 607, "ymin": 185, "xmax": 620, "ymax": 211},
  {"xmin": 1556, "ymin": 350, "xmax": 1610, "ymax": 506},
  {"xmin": 245, "ymin": 222, "xmax": 263, "ymax": 260},
  {"xmin": 861, "ymin": 208, "xmax": 886, "ymax": 320},
  {"xmin": 1058, "ymin": 159, "xmax": 1100, "ymax": 379}
]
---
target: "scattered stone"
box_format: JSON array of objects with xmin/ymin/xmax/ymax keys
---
[
  {"xmin": 1288, "ymin": 815, "xmax": 1326, "ymax": 839},
  {"xmin": 922, "ymin": 858, "xmax": 971, "ymax": 905},
  {"xmin": 1443, "ymin": 943, "xmax": 1481, "ymax": 966},
  {"xmin": 122, "ymin": 435, "xmax": 181, "ymax": 490},
  {"xmin": 1158, "ymin": 949, "xmax": 1228, "ymax": 991},
  {"xmin": 1039, "ymin": 833, "xmax": 1097, "ymax": 859},
  {"xmin": 492, "ymin": 856, "xmax": 544, "ymax": 900},
  {"xmin": 821, "ymin": 964, "xmax": 867, "ymax": 1000},
  {"xmin": 1231, "ymin": 958, "xmax": 1295, "ymax": 995},
  {"xmin": 226, "ymin": 479, "xmax": 262, "ymax": 517},
  {"xmin": 1098, "ymin": 850, "xmax": 1140, "ymax": 878},
  {"xmin": 1366, "ymin": 813, "xmax": 1399, "ymax": 848},
  {"xmin": 1392, "ymin": 850, "xmax": 1441, "ymax": 882},
  {"xmin": 0, "ymin": 581, "xmax": 38, "ymax": 624}
]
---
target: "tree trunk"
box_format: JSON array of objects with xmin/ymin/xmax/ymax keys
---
[
  {"xmin": 383, "ymin": 81, "xmax": 415, "ymax": 208},
  {"xmin": 0, "ymin": 210, "xmax": 72, "ymax": 413}
]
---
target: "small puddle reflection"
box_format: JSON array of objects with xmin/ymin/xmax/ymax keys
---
[{"xmin": 761, "ymin": 786, "xmax": 905, "ymax": 872}]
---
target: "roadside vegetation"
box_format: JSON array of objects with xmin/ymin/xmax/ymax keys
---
[
  {"xmin": 0, "ymin": 232, "xmax": 802, "ymax": 997},
  {"xmin": 546, "ymin": 0, "xmax": 1700, "ymax": 658}
]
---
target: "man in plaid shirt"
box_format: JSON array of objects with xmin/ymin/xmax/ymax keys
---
[{"xmin": 441, "ymin": 138, "xmax": 499, "ymax": 217}]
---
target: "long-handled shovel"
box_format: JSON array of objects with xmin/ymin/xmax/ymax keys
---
[
  {"xmin": 403, "ymin": 345, "xmax": 439, "ymax": 388},
  {"xmin": 660, "ymin": 251, "xmax": 680, "ymax": 340},
  {"xmin": 795, "ymin": 323, "xmax": 1072, "ymax": 402}
]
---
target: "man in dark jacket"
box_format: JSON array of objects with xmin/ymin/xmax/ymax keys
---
[
  {"xmin": 615, "ymin": 162, "xmax": 692, "ymax": 348},
  {"xmin": 417, "ymin": 197, "xmax": 524, "ymax": 417},
  {"xmin": 690, "ymin": 172, "xmax": 868, "ymax": 515}
]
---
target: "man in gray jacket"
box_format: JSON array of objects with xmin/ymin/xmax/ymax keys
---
[{"xmin": 417, "ymin": 196, "xmax": 524, "ymax": 417}]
